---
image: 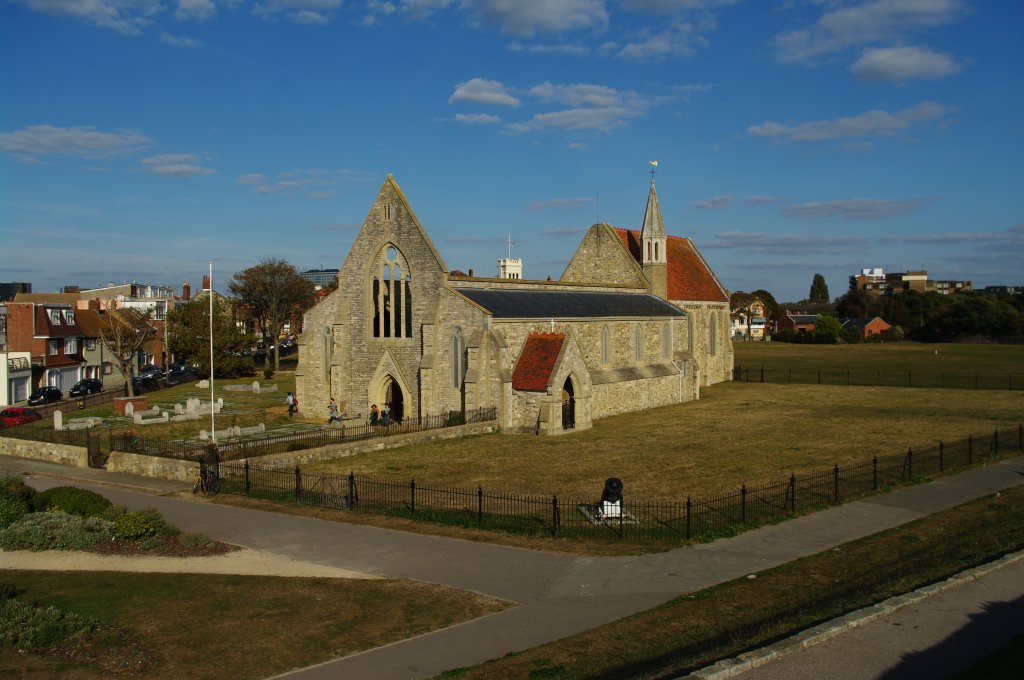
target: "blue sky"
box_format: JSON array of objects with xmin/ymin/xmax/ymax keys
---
[{"xmin": 2, "ymin": 0, "xmax": 1022, "ymax": 303}]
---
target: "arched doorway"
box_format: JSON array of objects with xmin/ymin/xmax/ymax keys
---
[
  {"xmin": 383, "ymin": 376, "xmax": 404, "ymax": 424},
  {"xmin": 561, "ymin": 377, "xmax": 575, "ymax": 430}
]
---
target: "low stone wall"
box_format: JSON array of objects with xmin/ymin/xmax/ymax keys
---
[
  {"xmin": 105, "ymin": 450, "xmax": 198, "ymax": 483},
  {"xmin": 0, "ymin": 436, "xmax": 89, "ymax": 468},
  {"xmin": 240, "ymin": 421, "xmax": 498, "ymax": 469}
]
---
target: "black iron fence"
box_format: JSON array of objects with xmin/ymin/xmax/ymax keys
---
[
  {"xmin": 734, "ymin": 365, "xmax": 1023, "ymax": 391},
  {"xmin": 105, "ymin": 406, "xmax": 498, "ymax": 462},
  {"xmin": 215, "ymin": 424, "xmax": 1023, "ymax": 543}
]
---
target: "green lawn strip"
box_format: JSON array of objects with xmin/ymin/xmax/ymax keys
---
[
  {"xmin": 0, "ymin": 571, "xmax": 509, "ymax": 679},
  {"xmin": 441, "ymin": 485, "xmax": 1024, "ymax": 680}
]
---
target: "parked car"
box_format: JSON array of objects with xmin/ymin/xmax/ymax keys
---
[
  {"xmin": 165, "ymin": 367, "xmax": 197, "ymax": 386},
  {"xmin": 131, "ymin": 376, "xmax": 160, "ymax": 394},
  {"xmin": 0, "ymin": 407, "xmax": 44, "ymax": 427},
  {"xmin": 138, "ymin": 364, "xmax": 163, "ymax": 380},
  {"xmin": 27, "ymin": 386, "xmax": 63, "ymax": 406},
  {"xmin": 69, "ymin": 378, "xmax": 104, "ymax": 397}
]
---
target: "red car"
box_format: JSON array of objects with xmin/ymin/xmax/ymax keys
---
[{"xmin": 0, "ymin": 407, "xmax": 43, "ymax": 428}]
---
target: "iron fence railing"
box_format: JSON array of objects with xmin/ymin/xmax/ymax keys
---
[
  {"xmin": 733, "ymin": 365, "xmax": 1023, "ymax": 391},
  {"xmin": 215, "ymin": 424, "xmax": 1023, "ymax": 543}
]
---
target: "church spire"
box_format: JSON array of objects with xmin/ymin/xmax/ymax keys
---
[{"xmin": 640, "ymin": 161, "xmax": 668, "ymax": 297}]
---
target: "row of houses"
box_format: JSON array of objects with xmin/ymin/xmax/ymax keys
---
[{"xmin": 0, "ymin": 279, "xmax": 213, "ymax": 407}]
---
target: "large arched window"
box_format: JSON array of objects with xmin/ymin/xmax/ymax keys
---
[
  {"xmin": 687, "ymin": 314, "xmax": 694, "ymax": 354},
  {"xmin": 451, "ymin": 327, "xmax": 466, "ymax": 388},
  {"xmin": 601, "ymin": 325, "xmax": 610, "ymax": 365},
  {"xmin": 709, "ymin": 314, "xmax": 718, "ymax": 356},
  {"xmin": 634, "ymin": 324, "xmax": 643, "ymax": 361},
  {"xmin": 662, "ymin": 321, "xmax": 671, "ymax": 359},
  {"xmin": 372, "ymin": 245, "xmax": 412, "ymax": 338}
]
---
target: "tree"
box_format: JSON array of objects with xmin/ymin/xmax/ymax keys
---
[
  {"xmin": 808, "ymin": 273, "xmax": 830, "ymax": 304},
  {"xmin": 813, "ymin": 315, "xmax": 843, "ymax": 343},
  {"xmin": 96, "ymin": 308, "xmax": 155, "ymax": 397},
  {"xmin": 750, "ymin": 289, "xmax": 779, "ymax": 323},
  {"xmin": 229, "ymin": 258, "xmax": 316, "ymax": 371},
  {"xmin": 167, "ymin": 297, "xmax": 253, "ymax": 378}
]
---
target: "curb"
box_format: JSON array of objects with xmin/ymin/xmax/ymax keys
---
[{"xmin": 683, "ymin": 549, "xmax": 1024, "ymax": 679}]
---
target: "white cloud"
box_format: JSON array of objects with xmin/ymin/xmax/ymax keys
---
[
  {"xmin": 161, "ymin": 32, "xmax": 202, "ymax": 47},
  {"xmin": 506, "ymin": 106, "xmax": 639, "ymax": 133},
  {"xmin": 782, "ymin": 197, "xmax": 930, "ymax": 220},
  {"xmin": 141, "ymin": 153, "xmax": 215, "ymax": 178},
  {"xmin": 12, "ymin": 0, "xmax": 161, "ymax": 34},
  {"xmin": 703, "ymin": 230, "xmax": 867, "ymax": 254},
  {"xmin": 461, "ymin": 0, "xmax": 608, "ymax": 37},
  {"xmin": 238, "ymin": 168, "xmax": 370, "ymax": 196},
  {"xmin": 252, "ymin": 0, "xmax": 341, "ymax": 24},
  {"xmin": 772, "ymin": 0, "xmax": 970, "ymax": 65},
  {"xmin": 615, "ymin": 18, "xmax": 712, "ymax": 60},
  {"xmin": 505, "ymin": 81, "xmax": 658, "ymax": 134},
  {"xmin": 742, "ymin": 195, "xmax": 780, "ymax": 204},
  {"xmin": 507, "ymin": 41, "xmax": 589, "ymax": 55},
  {"xmin": 623, "ymin": 0, "xmax": 741, "ymax": 13},
  {"xmin": 851, "ymin": 45, "xmax": 962, "ymax": 83},
  {"xmin": 0, "ymin": 125, "xmax": 152, "ymax": 160},
  {"xmin": 449, "ymin": 78, "xmax": 522, "ymax": 106},
  {"xmin": 529, "ymin": 82, "xmax": 620, "ymax": 107},
  {"xmin": 453, "ymin": 113, "xmax": 501, "ymax": 124},
  {"xmin": 690, "ymin": 195, "xmax": 732, "ymax": 210},
  {"xmin": 175, "ymin": 0, "xmax": 216, "ymax": 22},
  {"xmin": 236, "ymin": 173, "xmax": 266, "ymax": 185},
  {"xmin": 747, "ymin": 101, "xmax": 951, "ymax": 142}
]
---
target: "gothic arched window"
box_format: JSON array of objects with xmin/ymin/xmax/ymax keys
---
[
  {"xmin": 709, "ymin": 314, "xmax": 718, "ymax": 356},
  {"xmin": 372, "ymin": 245, "xmax": 412, "ymax": 339},
  {"xmin": 452, "ymin": 327, "xmax": 466, "ymax": 388},
  {"xmin": 635, "ymin": 324, "xmax": 643, "ymax": 361},
  {"xmin": 601, "ymin": 325, "xmax": 610, "ymax": 365}
]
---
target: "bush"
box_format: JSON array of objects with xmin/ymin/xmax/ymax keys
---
[
  {"xmin": 0, "ymin": 489, "xmax": 31, "ymax": 530},
  {"xmin": 0, "ymin": 476, "xmax": 35, "ymax": 503},
  {"xmin": 113, "ymin": 508, "xmax": 179, "ymax": 541},
  {"xmin": 0, "ymin": 596, "xmax": 95, "ymax": 650},
  {"xmin": 31, "ymin": 486, "xmax": 112, "ymax": 518},
  {"xmin": 0, "ymin": 512, "xmax": 114, "ymax": 551},
  {"xmin": 179, "ymin": 532, "xmax": 215, "ymax": 550},
  {"xmin": 263, "ymin": 368, "xmax": 274, "ymax": 380}
]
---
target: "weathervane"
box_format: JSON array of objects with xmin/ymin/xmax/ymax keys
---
[
  {"xmin": 505, "ymin": 233, "xmax": 515, "ymax": 259},
  {"xmin": 649, "ymin": 160, "xmax": 658, "ymax": 181}
]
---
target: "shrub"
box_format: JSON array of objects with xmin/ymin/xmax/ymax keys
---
[
  {"xmin": 0, "ymin": 597, "xmax": 95, "ymax": 650},
  {"xmin": 0, "ymin": 489, "xmax": 31, "ymax": 531},
  {"xmin": 179, "ymin": 532, "xmax": 215, "ymax": 550},
  {"xmin": 0, "ymin": 512, "xmax": 114, "ymax": 551},
  {"xmin": 0, "ymin": 476, "xmax": 35, "ymax": 503},
  {"xmin": 31, "ymin": 486, "xmax": 112, "ymax": 519},
  {"xmin": 113, "ymin": 508, "xmax": 179, "ymax": 541},
  {"xmin": 263, "ymin": 368, "xmax": 274, "ymax": 380}
]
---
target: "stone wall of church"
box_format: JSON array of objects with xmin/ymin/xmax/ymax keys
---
[
  {"xmin": 672, "ymin": 300, "xmax": 733, "ymax": 385},
  {"xmin": 560, "ymin": 225, "xmax": 647, "ymax": 287},
  {"xmin": 295, "ymin": 288, "xmax": 346, "ymax": 420},
  {"xmin": 590, "ymin": 374, "xmax": 680, "ymax": 420}
]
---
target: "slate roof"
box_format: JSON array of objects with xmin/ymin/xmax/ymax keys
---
[
  {"xmin": 455, "ymin": 288, "xmax": 686, "ymax": 318},
  {"xmin": 614, "ymin": 229, "xmax": 728, "ymax": 303},
  {"xmin": 512, "ymin": 333, "xmax": 564, "ymax": 391}
]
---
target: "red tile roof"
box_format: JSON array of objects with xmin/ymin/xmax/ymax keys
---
[
  {"xmin": 512, "ymin": 333, "xmax": 565, "ymax": 391},
  {"xmin": 613, "ymin": 229, "xmax": 728, "ymax": 302}
]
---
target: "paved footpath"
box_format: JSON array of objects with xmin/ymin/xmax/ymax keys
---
[{"xmin": 3, "ymin": 454, "xmax": 1023, "ymax": 679}]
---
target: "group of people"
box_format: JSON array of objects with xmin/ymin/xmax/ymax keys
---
[{"xmin": 368, "ymin": 403, "xmax": 397, "ymax": 426}]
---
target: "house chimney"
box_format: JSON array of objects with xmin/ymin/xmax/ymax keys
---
[
  {"xmin": 182, "ymin": 281, "xmax": 191, "ymax": 300},
  {"xmin": 201, "ymin": 274, "xmax": 210, "ymax": 291},
  {"xmin": 468, "ymin": 268, "xmax": 474, "ymax": 277}
]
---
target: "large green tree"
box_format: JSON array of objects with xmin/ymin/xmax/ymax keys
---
[
  {"xmin": 167, "ymin": 297, "xmax": 253, "ymax": 378},
  {"xmin": 808, "ymin": 273, "xmax": 830, "ymax": 304},
  {"xmin": 229, "ymin": 258, "xmax": 316, "ymax": 371}
]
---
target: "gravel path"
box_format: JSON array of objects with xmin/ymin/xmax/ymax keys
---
[{"xmin": 1, "ymin": 548, "xmax": 379, "ymax": 579}]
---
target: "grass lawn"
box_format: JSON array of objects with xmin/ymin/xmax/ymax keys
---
[
  {"xmin": 0, "ymin": 571, "xmax": 508, "ymax": 679},
  {"xmin": 443, "ymin": 484, "xmax": 1024, "ymax": 680},
  {"xmin": 305, "ymin": 381, "xmax": 1023, "ymax": 501}
]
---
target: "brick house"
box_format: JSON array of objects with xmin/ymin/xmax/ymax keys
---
[
  {"xmin": 777, "ymin": 311, "xmax": 821, "ymax": 334},
  {"xmin": 4, "ymin": 301, "xmax": 84, "ymax": 393},
  {"xmin": 297, "ymin": 174, "xmax": 732, "ymax": 436},
  {"xmin": 840, "ymin": 316, "xmax": 892, "ymax": 340}
]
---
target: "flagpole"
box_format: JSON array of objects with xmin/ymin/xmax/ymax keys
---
[{"xmin": 209, "ymin": 261, "xmax": 216, "ymax": 445}]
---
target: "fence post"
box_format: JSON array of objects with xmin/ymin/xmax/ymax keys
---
[
  {"xmin": 348, "ymin": 471, "xmax": 355, "ymax": 510},
  {"xmin": 551, "ymin": 495, "xmax": 560, "ymax": 537},
  {"xmin": 941, "ymin": 372, "xmax": 944, "ymax": 388},
  {"xmin": 477, "ymin": 485, "xmax": 483, "ymax": 523},
  {"xmin": 1019, "ymin": 424, "xmax": 1022, "ymax": 451},
  {"xmin": 833, "ymin": 465, "xmax": 840, "ymax": 503},
  {"xmin": 789, "ymin": 474, "xmax": 796, "ymax": 512},
  {"xmin": 760, "ymin": 367, "xmax": 764, "ymax": 383},
  {"xmin": 244, "ymin": 460, "xmax": 250, "ymax": 494},
  {"xmin": 908, "ymin": 370, "xmax": 912, "ymax": 388},
  {"xmin": 907, "ymin": 448, "xmax": 913, "ymax": 480},
  {"xmin": 847, "ymin": 370, "xmax": 850, "ymax": 385},
  {"xmin": 872, "ymin": 457, "xmax": 878, "ymax": 491},
  {"xmin": 294, "ymin": 466, "xmax": 302, "ymax": 501},
  {"xmin": 994, "ymin": 429, "xmax": 999, "ymax": 456},
  {"xmin": 410, "ymin": 478, "xmax": 416, "ymax": 514},
  {"xmin": 788, "ymin": 368, "xmax": 792, "ymax": 384},
  {"xmin": 817, "ymin": 369, "xmax": 821, "ymax": 385},
  {"xmin": 686, "ymin": 496, "xmax": 692, "ymax": 540},
  {"xmin": 939, "ymin": 442, "xmax": 944, "ymax": 473},
  {"xmin": 969, "ymin": 434, "xmax": 973, "ymax": 465},
  {"xmin": 741, "ymin": 484, "xmax": 747, "ymax": 523},
  {"xmin": 975, "ymin": 373, "xmax": 979, "ymax": 389},
  {"xmin": 876, "ymin": 370, "xmax": 880, "ymax": 386}
]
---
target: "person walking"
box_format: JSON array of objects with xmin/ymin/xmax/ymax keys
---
[
  {"xmin": 286, "ymin": 392, "xmax": 296, "ymax": 418},
  {"xmin": 328, "ymin": 398, "xmax": 340, "ymax": 425}
]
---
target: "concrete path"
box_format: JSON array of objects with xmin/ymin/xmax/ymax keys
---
[{"xmin": 3, "ymin": 454, "xmax": 1023, "ymax": 679}]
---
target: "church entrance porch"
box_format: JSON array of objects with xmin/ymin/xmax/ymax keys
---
[{"xmin": 383, "ymin": 377, "xmax": 404, "ymax": 424}]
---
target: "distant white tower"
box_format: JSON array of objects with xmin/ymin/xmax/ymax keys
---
[{"xmin": 497, "ymin": 234, "xmax": 523, "ymax": 280}]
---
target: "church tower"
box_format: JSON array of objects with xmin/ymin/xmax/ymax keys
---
[{"xmin": 640, "ymin": 162, "xmax": 668, "ymax": 298}]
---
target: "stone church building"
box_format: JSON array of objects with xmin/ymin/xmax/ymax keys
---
[{"xmin": 296, "ymin": 175, "xmax": 732, "ymax": 435}]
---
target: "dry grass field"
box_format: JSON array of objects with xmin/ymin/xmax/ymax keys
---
[{"xmin": 306, "ymin": 380, "xmax": 1024, "ymax": 501}]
